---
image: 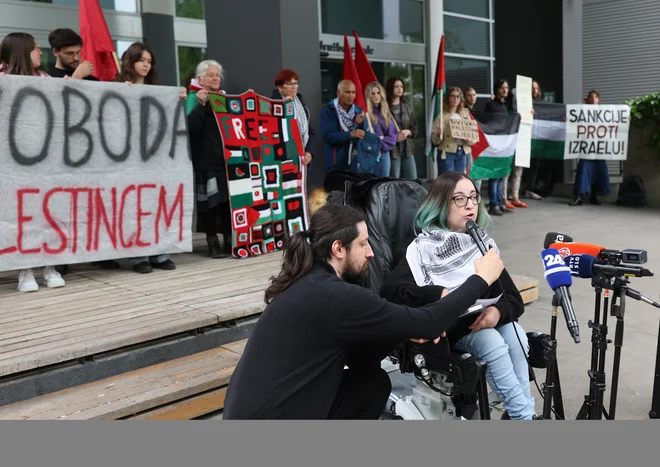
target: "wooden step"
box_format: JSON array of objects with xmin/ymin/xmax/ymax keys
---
[
  {"xmin": 0, "ymin": 340, "xmax": 248, "ymax": 420},
  {"xmin": 511, "ymin": 275, "xmax": 540, "ymax": 305}
]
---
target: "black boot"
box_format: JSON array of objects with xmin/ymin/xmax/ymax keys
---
[
  {"xmin": 207, "ymin": 235, "xmax": 226, "ymax": 259},
  {"xmin": 590, "ymin": 193, "xmax": 601, "ymax": 205},
  {"xmin": 569, "ymin": 195, "xmax": 583, "ymax": 206},
  {"xmin": 222, "ymin": 233, "xmax": 233, "ymax": 256}
]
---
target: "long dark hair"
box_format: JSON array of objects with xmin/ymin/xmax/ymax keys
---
[
  {"xmin": 264, "ymin": 204, "xmax": 366, "ymax": 304},
  {"xmin": 116, "ymin": 42, "xmax": 158, "ymax": 84},
  {"xmin": 385, "ymin": 77, "xmax": 406, "ymax": 105},
  {"xmin": 0, "ymin": 32, "xmax": 39, "ymax": 76}
]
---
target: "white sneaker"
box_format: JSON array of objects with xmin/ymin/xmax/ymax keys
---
[
  {"xmin": 18, "ymin": 269, "xmax": 39, "ymax": 292},
  {"xmin": 43, "ymin": 266, "xmax": 66, "ymax": 288}
]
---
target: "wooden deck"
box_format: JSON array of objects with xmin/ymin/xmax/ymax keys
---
[{"xmin": 0, "ymin": 236, "xmax": 281, "ymax": 378}]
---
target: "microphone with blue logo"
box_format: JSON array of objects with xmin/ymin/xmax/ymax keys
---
[{"xmin": 542, "ymin": 248, "xmax": 581, "ymax": 343}]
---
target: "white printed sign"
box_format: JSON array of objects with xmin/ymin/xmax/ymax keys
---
[
  {"xmin": 564, "ymin": 104, "xmax": 630, "ymax": 160},
  {"xmin": 0, "ymin": 75, "xmax": 194, "ymax": 272}
]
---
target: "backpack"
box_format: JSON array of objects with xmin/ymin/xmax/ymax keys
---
[{"xmin": 616, "ymin": 175, "xmax": 647, "ymax": 207}]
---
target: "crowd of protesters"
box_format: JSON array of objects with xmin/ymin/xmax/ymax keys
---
[{"xmin": 1, "ymin": 27, "xmax": 608, "ymax": 293}]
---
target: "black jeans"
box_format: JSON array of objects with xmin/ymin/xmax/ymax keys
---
[{"xmin": 327, "ymin": 368, "xmax": 391, "ymax": 420}]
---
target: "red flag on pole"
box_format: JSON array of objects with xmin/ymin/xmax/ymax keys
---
[
  {"xmin": 342, "ymin": 34, "xmax": 366, "ymax": 110},
  {"xmin": 468, "ymin": 112, "xmax": 489, "ymax": 161},
  {"xmin": 352, "ymin": 31, "xmax": 378, "ymax": 88},
  {"xmin": 79, "ymin": 0, "xmax": 120, "ymax": 81}
]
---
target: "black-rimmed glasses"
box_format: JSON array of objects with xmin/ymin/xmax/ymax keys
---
[{"xmin": 451, "ymin": 194, "xmax": 481, "ymax": 207}]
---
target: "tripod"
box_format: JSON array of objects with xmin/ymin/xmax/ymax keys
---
[
  {"xmin": 539, "ymin": 292, "xmax": 566, "ymax": 420},
  {"xmin": 576, "ymin": 274, "xmax": 628, "ymax": 420}
]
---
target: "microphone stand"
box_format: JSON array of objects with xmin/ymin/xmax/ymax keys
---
[{"xmin": 539, "ymin": 292, "xmax": 566, "ymax": 420}]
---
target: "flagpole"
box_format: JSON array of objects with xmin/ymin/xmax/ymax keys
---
[{"xmin": 112, "ymin": 51, "xmax": 121, "ymax": 73}]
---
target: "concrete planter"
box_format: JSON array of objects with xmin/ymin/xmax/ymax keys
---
[{"xmin": 623, "ymin": 123, "xmax": 660, "ymax": 208}]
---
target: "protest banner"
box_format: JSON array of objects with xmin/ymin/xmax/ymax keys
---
[
  {"xmin": 210, "ymin": 90, "xmax": 309, "ymax": 259},
  {"xmin": 564, "ymin": 104, "xmax": 630, "ymax": 160},
  {"xmin": 0, "ymin": 75, "xmax": 194, "ymax": 272},
  {"xmin": 514, "ymin": 75, "xmax": 533, "ymax": 168},
  {"xmin": 449, "ymin": 118, "xmax": 479, "ymax": 142}
]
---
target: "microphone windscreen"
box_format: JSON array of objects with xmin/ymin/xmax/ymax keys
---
[
  {"xmin": 550, "ymin": 242, "xmax": 604, "ymax": 259},
  {"xmin": 541, "ymin": 248, "xmax": 573, "ymax": 290},
  {"xmin": 543, "ymin": 232, "xmax": 574, "ymax": 249},
  {"xmin": 564, "ymin": 254, "xmax": 597, "ymax": 278}
]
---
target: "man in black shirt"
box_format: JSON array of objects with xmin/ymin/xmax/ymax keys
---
[
  {"xmin": 47, "ymin": 28, "xmax": 98, "ymax": 81},
  {"xmin": 223, "ymin": 204, "xmax": 504, "ymax": 419}
]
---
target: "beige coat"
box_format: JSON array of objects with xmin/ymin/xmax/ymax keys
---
[{"xmin": 430, "ymin": 108, "xmax": 477, "ymax": 160}]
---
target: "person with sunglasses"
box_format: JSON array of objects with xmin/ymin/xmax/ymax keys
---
[{"xmin": 381, "ymin": 171, "xmax": 538, "ymax": 420}]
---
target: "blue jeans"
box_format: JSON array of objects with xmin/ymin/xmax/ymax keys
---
[
  {"xmin": 390, "ymin": 155, "xmax": 418, "ymax": 180},
  {"xmin": 377, "ymin": 151, "xmax": 391, "ymax": 178},
  {"xmin": 455, "ymin": 322, "xmax": 535, "ymax": 420},
  {"xmin": 488, "ymin": 178, "xmax": 504, "ymax": 208},
  {"xmin": 438, "ymin": 147, "xmax": 467, "ymax": 175}
]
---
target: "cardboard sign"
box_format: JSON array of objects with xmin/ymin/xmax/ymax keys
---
[
  {"xmin": 449, "ymin": 118, "xmax": 479, "ymax": 142},
  {"xmin": 0, "ymin": 75, "xmax": 194, "ymax": 272},
  {"xmin": 210, "ymin": 90, "xmax": 309, "ymax": 258},
  {"xmin": 564, "ymin": 104, "xmax": 630, "ymax": 160}
]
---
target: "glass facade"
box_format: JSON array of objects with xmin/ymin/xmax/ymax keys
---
[
  {"xmin": 17, "ymin": 0, "xmax": 138, "ymax": 12},
  {"xmin": 177, "ymin": 45, "xmax": 208, "ymax": 87},
  {"xmin": 175, "ymin": 0, "xmax": 205, "ymax": 20},
  {"xmin": 444, "ymin": 0, "xmax": 494, "ymax": 101},
  {"xmin": 321, "ymin": 0, "xmax": 424, "ymax": 44}
]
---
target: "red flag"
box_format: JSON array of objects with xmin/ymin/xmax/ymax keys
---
[
  {"xmin": 342, "ymin": 34, "xmax": 366, "ymax": 110},
  {"xmin": 79, "ymin": 0, "xmax": 120, "ymax": 81},
  {"xmin": 352, "ymin": 31, "xmax": 378, "ymax": 88},
  {"xmin": 468, "ymin": 112, "xmax": 489, "ymax": 161}
]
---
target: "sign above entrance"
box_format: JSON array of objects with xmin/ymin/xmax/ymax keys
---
[
  {"xmin": 318, "ymin": 34, "xmax": 425, "ymax": 64},
  {"xmin": 320, "ymin": 40, "xmax": 374, "ymax": 56}
]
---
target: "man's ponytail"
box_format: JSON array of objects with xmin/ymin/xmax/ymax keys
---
[{"xmin": 264, "ymin": 231, "xmax": 314, "ymax": 304}]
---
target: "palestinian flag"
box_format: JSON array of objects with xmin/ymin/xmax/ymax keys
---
[
  {"xmin": 425, "ymin": 35, "xmax": 445, "ymax": 161},
  {"xmin": 531, "ymin": 102, "xmax": 566, "ymax": 160},
  {"xmin": 468, "ymin": 113, "xmax": 521, "ymax": 180},
  {"xmin": 185, "ymin": 78, "xmax": 204, "ymax": 115}
]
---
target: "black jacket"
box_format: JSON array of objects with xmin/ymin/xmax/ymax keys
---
[
  {"xmin": 270, "ymin": 89, "xmax": 315, "ymax": 156},
  {"xmin": 484, "ymin": 98, "xmax": 511, "ymax": 114},
  {"xmin": 187, "ymin": 101, "xmax": 227, "ymax": 174},
  {"xmin": 380, "ymin": 257, "xmax": 525, "ymax": 348},
  {"xmin": 223, "ymin": 260, "xmax": 490, "ymax": 419}
]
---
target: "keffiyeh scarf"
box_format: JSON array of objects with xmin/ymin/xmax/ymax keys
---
[
  {"xmin": 406, "ymin": 227, "xmax": 499, "ymax": 292},
  {"xmin": 293, "ymin": 95, "xmax": 310, "ymax": 148},
  {"xmin": 333, "ymin": 98, "xmax": 356, "ymax": 132}
]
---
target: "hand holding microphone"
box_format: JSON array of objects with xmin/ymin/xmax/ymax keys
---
[
  {"xmin": 542, "ymin": 248, "xmax": 581, "ymax": 343},
  {"xmin": 475, "ymin": 249, "xmax": 504, "ymax": 285}
]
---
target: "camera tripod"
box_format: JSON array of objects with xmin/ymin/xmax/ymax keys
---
[
  {"xmin": 537, "ymin": 292, "xmax": 567, "ymax": 420},
  {"xmin": 576, "ymin": 273, "xmax": 629, "ymax": 420}
]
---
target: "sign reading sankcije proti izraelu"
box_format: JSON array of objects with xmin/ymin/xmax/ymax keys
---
[
  {"xmin": 0, "ymin": 75, "xmax": 194, "ymax": 272},
  {"xmin": 564, "ymin": 104, "xmax": 630, "ymax": 160}
]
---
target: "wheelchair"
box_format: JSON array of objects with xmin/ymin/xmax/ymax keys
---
[{"xmin": 319, "ymin": 170, "xmax": 556, "ymax": 420}]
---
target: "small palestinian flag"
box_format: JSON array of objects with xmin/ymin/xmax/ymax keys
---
[
  {"xmin": 531, "ymin": 102, "xmax": 566, "ymax": 160},
  {"xmin": 468, "ymin": 112, "xmax": 521, "ymax": 180}
]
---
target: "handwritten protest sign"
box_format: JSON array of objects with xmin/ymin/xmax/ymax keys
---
[
  {"xmin": 449, "ymin": 118, "xmax": 479, "ymax": 142},
  {"xmin": 0, "ymin": 75, "xmax": 194, "ymax": 272},
  {"xmin": 210, "ymin": 90, "xmax": 309, "ymax": 258},
  {"xmin": 564, "ymin": 104, "xmax": 630, "ymax": 160}
]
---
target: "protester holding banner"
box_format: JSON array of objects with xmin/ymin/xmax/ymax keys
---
[
  {"xmin": 0, "ymin": 32, "xmax": 66, "ymax": 292},
  {"xmin": 484, "ymin": 80, "xmax": 513, "ymax": 216},
  {"xmin": 569, "ymin": 90, "xmax": 612, "ymax": 206},
  {"xmin": 386, "ymin": 77, "xmax": 418, "ymax": 180},
  {"xmin": 271, "ymin": 69, "xmax": 314, "ymax": 167},
  {"xmin": 47, "ymin": 28, "xmax": 98, "ymax": 81},
  {"xmin": 363, "ymin": 82, "xmax": 398, "ymax": 177},
  {"xmin": 187, "ymin": 59, "xmax": 233, "ymax": 259},
  {"xmin": 320, "ymin": 80, "xmax": 365, "ymax": 174},
  {"xmin": 381, "ymin": 172, "xmax": 537, "ymax": 420},
  {"xmin": 116, "ymin": 42, "xmax": 185, "ymax": 273},
  {"xmin": 430, "ymin": 87, "xmax": 476, "ymax": 175},
  {"xmin": 0, "ymin": 32, "xmax": 49, "ymax": 77}
]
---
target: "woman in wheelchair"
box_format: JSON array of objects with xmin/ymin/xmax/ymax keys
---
[{"xmin": 381, "ymin": 171, "xmax": 537, "ymax": 420}]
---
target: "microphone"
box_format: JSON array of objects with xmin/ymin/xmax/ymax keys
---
[
  {"xmin": 543, "ymin": 232, "xmax": 574, "ymax": 249},
  {"xmin": 550, "ymin": 242, "xmax": 606, "ymax": 259},
  {"xmin": 466, "ymin": 220, "xmax": 488, "ymax": 255},
  {"xmin": 541, "ymin": 248, "xmax": 581, "ymax": 343},
  {"xmin": 564, "ymin": 254, "xmax": 654, "ymax": 278}
]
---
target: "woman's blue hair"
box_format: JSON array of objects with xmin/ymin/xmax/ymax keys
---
[{"xmin": 414, "ymin": 172, "xmax": 492, "ymax": 233}]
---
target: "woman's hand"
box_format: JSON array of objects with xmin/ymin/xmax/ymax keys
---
[
  {"xmin": 303, "ymin": 152, "xmax": 312, "ymax": 165},
  {"xmin": 469, "ymin": 306, "xmax": 501, "ymax": 333},
  {"xmin": 196, "ymin": 89, "xmax": 208, "ymax": 105},
  {"xmin": 179, "ymin": 87, "xmax": 188, "ymax": 99},
  {"xmin": 397, "ymin": 129, "xmax": 412, "ymax": 142}
]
